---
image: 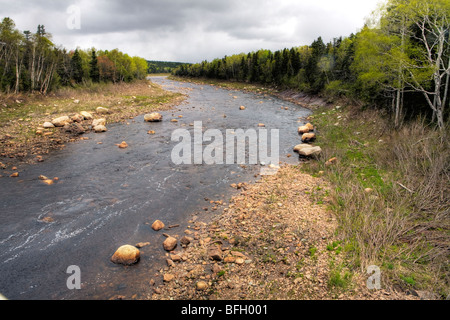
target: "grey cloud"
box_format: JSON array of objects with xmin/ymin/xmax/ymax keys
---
[{"xmin": 0, "ymin": 0, "xmax": 380, "ymax": 62}]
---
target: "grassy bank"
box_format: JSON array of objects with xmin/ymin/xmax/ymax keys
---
[
  {"xmin": 301, "ymin": 104, "xmax": 449, "ymax": 299},
  {"xmin": 0, "ymin": 79, "xmax": 184, "ymax": 165}
]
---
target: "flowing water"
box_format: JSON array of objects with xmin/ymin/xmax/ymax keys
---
[{"xmin": 0, "ymin": 76, "xmax": 311, "ymax": 300}]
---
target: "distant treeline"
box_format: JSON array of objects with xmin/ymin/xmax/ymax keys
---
[
  {"xmin": 0, "ymin": 17, "xmax": 148, "ymax": 94},
  {"xmin": 174, "ymin": 0, "xmax": 449, "ymax": 130},
  {"xmin": 147, "ymin": 60, "xmax": 187, "ymax": 74}
]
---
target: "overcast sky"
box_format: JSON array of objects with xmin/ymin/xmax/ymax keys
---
[{"xmin": 1, "ymin": 0, "xmax": 383, "ymax": 63}]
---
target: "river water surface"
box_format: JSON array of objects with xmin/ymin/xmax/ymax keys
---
[{"xmin": 0, "ymin": 77, "xmax": 311, "ymax": 300}]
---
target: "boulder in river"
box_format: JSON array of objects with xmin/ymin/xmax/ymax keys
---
[
  {"xmin": 110, "ymin": 245, "xmax": 140, "ymax": 265},
  {"xmin": 144, "ymin": 112, "xmax": 163, "ymax": 122}
]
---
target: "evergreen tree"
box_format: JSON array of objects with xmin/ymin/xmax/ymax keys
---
[
  {"xmin": 71, "ymin": 49, "xmax": 83, "ymax": 83},
  {"xmin": 89, "ymin": 49, "xmax": 100, "ymax": 82}
]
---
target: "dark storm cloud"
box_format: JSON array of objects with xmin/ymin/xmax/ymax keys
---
[{"xmin": 0, "ymin": 0, "xmax": 381, "ymax": 62}]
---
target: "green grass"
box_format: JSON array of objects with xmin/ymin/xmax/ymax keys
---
[{"xmin": 301, "ymin": 104, "xmax": 450, "ymax": 298}]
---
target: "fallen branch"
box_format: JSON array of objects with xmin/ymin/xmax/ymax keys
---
[{"xmin": 397, "ymin": 182, "xmax": 414, "ymax": 194}]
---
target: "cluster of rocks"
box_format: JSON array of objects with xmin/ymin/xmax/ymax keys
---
[
  {"xmin": 293, "ymin": 119, "xmax": 322, "ymax": 158},
  {"xmin": 38, "ymin": 107, "xmax": 112, "ymax": 136}
]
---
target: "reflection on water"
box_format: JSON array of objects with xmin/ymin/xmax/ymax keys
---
[{"xmin": 0, "ymin": 77, "xmax": 311, "ymax": 300}]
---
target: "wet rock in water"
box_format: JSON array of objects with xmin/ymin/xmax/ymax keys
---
[
  {"xmin": 41, "ymin": 179, "xmax": 54, "ymax": 185},
  {"xmin": 92, "ymin": 118, "xmax": 106, "ymax": 127},
  {"xmin": 117, "ymin": 141, "xmax": 128, "ymax": 149},
  {"xmin": 196, "ymin": 281, "xmax": 208, "ymax": 291},
  {"xmin": 148, "ymin": 130, "xmax": 156, "ymax": 135},
  {"xmin": 43, "ymin": 122, "xmax": 55, "ymax": 128},
  {"xmin": 144, "ymin": 112, "xmax": 163, "ymax": 122},
  {"xmin": 110, "ymin": 245, "xmax": 140, "ymax": 265},
  {"xmin": 163, "ymin": 236, "xmax": 177, "ymax": 251},
  {"xmin": 93, "ymin": 125, "xmax": 107, "ymax": 133},
  {"xmin": 301, "ymin": 133, "xmax": 316, "ymax": 143},
  {"xmin": 239, "ymin": 106, "xmax": 246, "ymax": 110},
  {"xmin": 51, "ymin": 116, "xmax": 72, "ymax": 127},
  {"xmin": 96, "ymin": 107, "xmax": 110, "ymax": 114},
  {"xmin": 10, "ymin": 172, "xmax": 19, "ymax": 177},
  {"xmin": 80, "ymin": 111, "xmax": 94, "ymax": 120},
  {"xmin": 151, "ymin": 220, "xmax": 165, "ymax": 231},
  {"xmin": 135, "ymin": 242, "xmax": 150, "ymax": 248}
]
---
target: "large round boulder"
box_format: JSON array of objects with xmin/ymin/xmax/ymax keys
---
[{"xmin": 111, "ymin": 245, "xmax": 140, "ymax": 265}]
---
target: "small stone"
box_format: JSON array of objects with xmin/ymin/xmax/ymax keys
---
[
  {"xmin": 135, "ymin": 242, "xmax": 150, "ymax": 248},
  {"xmin": 117, "ymin": 141, "xmax": 128, "ymax": 149},
  {"xmin": 151, "ymin": 220, "xmax": 165, "ymax": 231},
  {"xmin": 180, "ymin": 236, "xmax": 192, "ymax": 246},
  {"xmin": 239, "ymin": 106, "xmax": 246, "ymax": 110},
  {"xmin": 196, "ymin": 281, "xmax": 208, "ymax": 291},
  {"xmin": 163, "ymin": 236, "xmax": 177, "ymax": 251},
  {"xmin": 325, "ymin": 157, "xmax": 338, "ymax": 166},
  {"xmin": 43, "ymin": 122, "xmax": 55, "ymax": 128},
  {"xmin": 164, "ymin": 274, "xmax": 175, "ymax": 282},
  {"xmin": 224, "ymin": 256, "xmax": 236, "ymax": 263},
  {"xmin": 208, "ymin": 246, "xmax": 223, "ymax": 261},
  {"xmin": 10, "ymin": 172, "xmax": 19, "ymax": 177}
]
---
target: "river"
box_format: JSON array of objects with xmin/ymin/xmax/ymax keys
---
[{"xmin": 0, "ymin": 76, "xmax": 311, "ymax": 300}]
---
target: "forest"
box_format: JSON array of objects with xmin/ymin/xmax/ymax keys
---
[
  {"xmin": 173, "ymin": 0, "xmax": 449, "ymax": 130},
  {"xmin": 147, "ymin": 60, "xmax": 187, "ymax": 74},
  {"xmin": 0, "ymin": 18, "xmax": 149, "ymax": 95}
]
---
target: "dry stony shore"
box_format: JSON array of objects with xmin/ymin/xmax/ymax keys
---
[{"xmin": 145, "ymin": 165, "xmax": 417, "ymax": 300}]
